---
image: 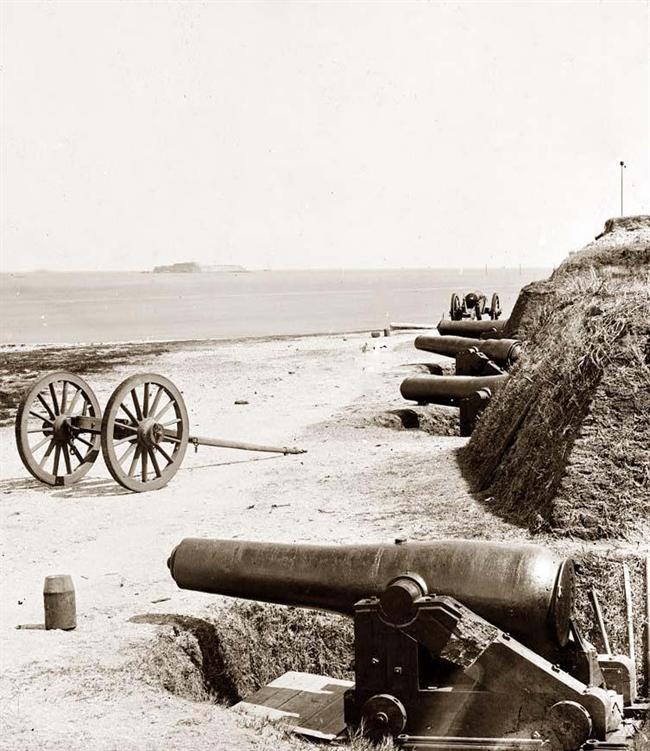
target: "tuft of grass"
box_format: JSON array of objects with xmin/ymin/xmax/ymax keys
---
[
  {"xmin": 133, "ymin": 601, "xmax": 353, "ymax": 704},
  {"xmin": 570, "ymin": 548, "xmax": 650, "ymax": 694}
]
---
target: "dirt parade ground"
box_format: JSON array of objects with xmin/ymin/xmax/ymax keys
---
[{"xmin": 1, "ymin": 330, "xmax": 648, "ymax": 750}]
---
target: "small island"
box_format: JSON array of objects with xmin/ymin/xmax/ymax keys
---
[{"xmin": 152, "ymin": 262, "xmax": 247, "ymax": 273}]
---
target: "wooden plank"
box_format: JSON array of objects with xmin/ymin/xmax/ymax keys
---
[
  {"xmin": 232, "ymin": 672, "xmax": 351, "ymax": 741},
  {"xmin": 243, "ymin": 685, "xmax": 302, "ymax": 712},
  {"xmin": 296, "ymin": 684, "xmax": 348, "ymax": 735}
]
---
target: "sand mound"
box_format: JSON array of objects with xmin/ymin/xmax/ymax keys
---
[
  {"xmin": 464, "ymin": 216, "xmax": 650, "ymax": 539},
  {"xmin": 132, "ymin": 601, "xmax": 353, "ymax": 704}
]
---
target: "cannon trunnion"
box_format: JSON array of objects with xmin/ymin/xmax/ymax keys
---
[{"xmin": 168, "ymin": 537, "xmax": 637, "ymax": 748}]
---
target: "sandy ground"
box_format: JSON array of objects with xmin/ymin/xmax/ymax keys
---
[{"xmin": 0, "ymin": 331, "xmax": 646, "ymax": 750}]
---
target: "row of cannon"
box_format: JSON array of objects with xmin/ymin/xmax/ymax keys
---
[{"xmin": 399, "ymin": 317, "xmax": 518, "ymax": 435}]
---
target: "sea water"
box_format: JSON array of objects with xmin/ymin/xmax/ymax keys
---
[{"xmin": 0, "ymin": 268, "xmax": 550, "ymax": 345}]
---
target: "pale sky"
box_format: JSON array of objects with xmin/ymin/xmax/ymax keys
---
[{"xmin": 1, "ymin": 1, "xmax": 648, "ymax": 272}]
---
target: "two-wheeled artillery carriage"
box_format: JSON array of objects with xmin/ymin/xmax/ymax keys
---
[
  {"xmin": 15, "ymin": 371, "xmax": 305, "ymax": 493},
  {"xmin": 449, "ymin": 290, "xmax": 502, "ymax": 321}
]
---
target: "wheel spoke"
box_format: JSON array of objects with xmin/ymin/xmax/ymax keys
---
[
  {"xmin": 154, "ymin": 443, "xmax": 173, "ymax": 465},
  {"xmin": 148, "ymin": 447, "xmax": 161, "ymax": 477},
  {"xmin": 153, "ymin": 398, "xmax": 174, "ymax": 422},
  {"xmin": 143, "ymin": 383, "xmax": 150, "ymax": 417},
  {"xmin": 120, "ymin": 401, "xmax": 138, "ymax": 425},
  {"xmin": 70, "ymin": 443, "xmax": 85, "ymax": 466},
  {"xmin": 63, "ymin": 447, "xmax": 72, "ymax": 474},
  {"xmin": 119, "ymin": 441, "xmax": 137, "ymax": 465},
  {"xmin": 49, "ymin": 383, "xmax": 60, "ymax": 415},
  {"xmin": 75, "ymin": 435, "xmax": 94, "ymax": 449},
  {"xmin": 39, "ymin": 439, "xmax": 56, "ymax": 468},
  {"xmin": 30, "ymin": 434, "xmax": 52, "ymax": 452},
  {"xmin": 53, "ymin": 445, "xmax": 61, "ymax": 475},
  {"xmin": 29, "ymin": 410, "xmax": 53, "ymax": 425},
  {"xmin": 128, "ymin": 446, "xmax": 142, "ymax": 477},
  {"xmin": 68, "ymin": 388, "xmax": 82, "ymax": 415},
  {"xmin": 27, "ymin": 427, "xmax": 53, "ymax": 434},
  {"xmin": 141, "ymin": 449, "xmax": 148, "ymax": 482},
  {"xmin": 149, "ymin": 385, "xmax": 164, "ymax": 418},
  {"xmin": 113, "ymin": 435, "xmax": 136, "ymax": 447},
  {"xmin": 162, "ymin": 434, "xmax": 181, "ymax": 444},
  {"xmin": 131, "ymin": 389, "xmax": 143, "ymax": 421},
  {"xmin": 37, "ymin": 394, "xmax": 56, "ymax": 420},
  {"xmin": 61, "ymin": 381, "xmax": 68, "ymax": 413},
  {"xmin": 162, "ymin": 418, "xmax": 181, "ymax": 426}
]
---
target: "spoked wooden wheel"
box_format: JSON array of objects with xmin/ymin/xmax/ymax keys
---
[
  {"xmin": 15, "ymin": 372, "xmax": 101, "ymax": 486},
  {"xmin": 490, "ymin": 293, "xmax": 501, "ymax": 320},
  {"xmin": 101, "ymin": 374, "xmax": 189, "ymax": 492},
  {"xmin": 450, "ymin": 293, "xmax": 462, "ymax": 321}
]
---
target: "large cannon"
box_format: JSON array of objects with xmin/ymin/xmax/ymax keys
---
[
  {"xmin": 400, "ymin": 374, "xmax": 508, "ymax": 435},
  {"xmin": 414, "ymin": 335, "xmax": 521, "ymax": 368},
  {"xmin": 168, "ymin": 537, "xmax": 635, "ymax": 747},
  {"xmin": 437, "ymin": 318, "xmax": 508, "ymax": 338},
  {"xmin": 168, "ymin": 537, "xmax": 572, "ymax": 655},
  {"xmin": 399, "ymin": 374, "xmax": 508, "ymax": 406}
]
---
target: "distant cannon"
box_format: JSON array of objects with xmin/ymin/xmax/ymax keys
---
[
  {"xmin": 415, "ymin": 334, "xmax": 521, "ymax": 368},
  {"xmin": 399, "ymin": 373, "xmax": 508, "ymax": 406},
  {"xmin": 15, "ymin": 371, "xmax": 305, "ymax": 493},
  {"xmin": 400, "ymin": 374, "xmax": 508, "ymax": 435},
  {"xmin": 450, "ymin": 291, "xmax": 501, "ymax": 321},
  {"xmin": 437, "ymin": 317, "xmax": 508, "ymax": 338},
  {"xmin": 168, "ymin": 537, "xmax": 631, "ymax": 746}
]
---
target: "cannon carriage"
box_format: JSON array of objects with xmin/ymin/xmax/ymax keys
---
[
  {"xmin": 15, "ymin": 371, "xmax": 305, "ymax": 493},
  {"xmin": 450, "ymin": 291, "xmax": 502, "ymax": 321},
  {"xmin": 168, "ymin": 537, "xmax": 640, "ymax": 748}
]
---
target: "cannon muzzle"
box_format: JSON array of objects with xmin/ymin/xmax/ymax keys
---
[
  {"xmin": 437, "ymin": 318, "xmax": 508, "ymax": 338},
  {"xmin": 415, "ymin": 335, "xmax": 521, "ymax": 367},
  {"xmin": 400, "ymin": 374, "xmax": 508, "ymax": 405},
  {"xmin": 168, "ymin": 538, "xmax": 574, "ymax": 655}
]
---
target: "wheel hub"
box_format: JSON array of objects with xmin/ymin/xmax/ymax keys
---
[
  {"xmin": 138, "ymin": 419, "xmax": 164, "ymax": 447},
  {"xmin": 53, "ymin": 415, "xmax": 72, "ymax": 442}
]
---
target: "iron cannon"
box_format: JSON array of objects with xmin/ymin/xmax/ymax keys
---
[
  {"xmin": 400, "ymin": 374, "xmax": 508, "ymax": 434},
  {"xmin": 168, "ymin": 537, "xmax": 636, "ymax": 747},
  {"xmin": 437, "ymin": 318, "xmax": 508, "ymax": 338},
  {"xmin": 167, "ymin": 537, "xmax": 572, "ymax": 655},
  {"xmin": 399, "ymin": 374, "xmax": 508, "ymax": 406},
  {"xmin": 414, "ymin": 335, "xmax": 521, "ymax": 367},
  {"xmin": 449, "ymin": 291, "xmax": 502, "ymax": 321}
]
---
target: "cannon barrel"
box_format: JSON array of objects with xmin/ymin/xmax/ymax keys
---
[
  {"xmin": 415, "ymin": 335, "xmax": 521, "ymax": 366},
  {"xmin": 400, "ymin": 374, "xmax": 508, "ymax": 405},
  {"xmin": 437, "ymin": 319, "xmax": 508, "ymax": 338},
  {"xmin": 168, "ymin": 538, "xmax": 574, "ymax": 654}
]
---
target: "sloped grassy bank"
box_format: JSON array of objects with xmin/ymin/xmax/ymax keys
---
[{"xmin": 464, "ymin": 216, "xmax": 650, "ymax": 540}]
